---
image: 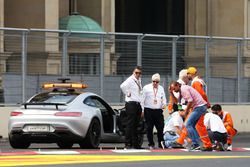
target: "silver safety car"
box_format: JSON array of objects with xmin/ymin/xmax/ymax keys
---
[{"xmin": 8, "ymin": 78, "xmax": 145, "ymax": 149}]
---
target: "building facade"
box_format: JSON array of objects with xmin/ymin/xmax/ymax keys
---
[{"xmin": 0, "ymin": 0, "xmax": 250, "ymax": 77}]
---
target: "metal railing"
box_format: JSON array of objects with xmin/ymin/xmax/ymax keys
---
[{"xmin": 1, "ymin": 27, "xmax": 250, "ymax": 105}]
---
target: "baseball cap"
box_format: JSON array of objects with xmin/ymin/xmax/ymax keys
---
[{"xmin": 187, "ymin": 67, "xmax": 197, "ymax": 75}]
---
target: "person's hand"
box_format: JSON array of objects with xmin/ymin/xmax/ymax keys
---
[
  {"xmin": 207, "ymin": 102, "xmax": 211, "ymax": 109},
  {"xmin": 168, "ymin": 86, "xmax": 174, "ymax": 94},
  {"xmin": 127, "ymin": 92, "xmax": 131, "ymax": 97},
  {"xmin": 187, "ymin": 138, "xmax": 192, "ymax": 144}
]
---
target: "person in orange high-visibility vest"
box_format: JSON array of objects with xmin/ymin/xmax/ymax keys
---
[
  {"xmin": 186, "ymin": 67, "xmax": 213, "ymax": 151},
  {"xmin": 211, "ymin": 104, "xmax": 237, "ymax": 151}
]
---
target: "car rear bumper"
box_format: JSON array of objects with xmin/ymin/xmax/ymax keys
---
[{"xmin": 9, "ymin": 129, "xmax": 84, "ymax": 143}]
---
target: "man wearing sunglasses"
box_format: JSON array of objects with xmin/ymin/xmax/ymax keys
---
[
  {"xmin": 120, "ymin": 66, "xmax": 143, "ymax": 149},
  {"xmin": 142, "ymin": 73, "xmax": 167, "ymax": 149}
]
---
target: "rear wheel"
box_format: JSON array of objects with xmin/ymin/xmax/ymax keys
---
[
  {"xmin": 9, "ymin": 135, "xmax": 30, "ymax": 149},
  {"xmin": 57, "ymin": 142, "xmax": 74, "ymax": 149},
  {"xmin": 79, "ymin": 118, "xmax": 101, "ymax": 149}
]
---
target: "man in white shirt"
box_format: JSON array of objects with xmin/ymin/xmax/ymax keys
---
[
  {"xmin": 162, "ymin": 109, "xmax": 186, "ymax": 148},
  {"xmin": 120, "ymin": 66, "xmax": 143, "ymax": 149},
  {"xmin": 204, "ymin": 112, "xmax": 228, "ymax": 151},
  {"xmin": 142, "ymin": 73, "xmax": 167, "ymax": 149}
]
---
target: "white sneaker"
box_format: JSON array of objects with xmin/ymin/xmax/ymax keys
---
[
  {"xmin": 160, "ymin": 141, "xmax": 165, "ymax": 149},
  {"xmin": 227, "ymin": 144, "xmax": 232, "ymax": 151}
]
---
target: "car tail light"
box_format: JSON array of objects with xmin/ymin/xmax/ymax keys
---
[
  {"xmin": 54, "ymin": 112, "xmax": 82, "ymax": 117},
  {"xmin": 10, "ymin": 111, "xmax": 23, "ymax": 116}
]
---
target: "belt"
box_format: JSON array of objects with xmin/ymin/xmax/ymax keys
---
[
  {"xmin": 167, "ymin": 131, "xmax": 176, "ymax": 136},
  {"xmin": 144, "ymin": 107, "xmax": 162, "ymax": 111},
  {"xmin": 126, "ymin": 101, "xmax": 140, "ymax": 105}
]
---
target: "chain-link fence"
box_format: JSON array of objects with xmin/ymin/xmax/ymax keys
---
[{"xmin": 1, "ymin": 27, "xmax": 250, "ymax": 105}]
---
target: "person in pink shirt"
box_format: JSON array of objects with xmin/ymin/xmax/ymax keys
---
[{"xmin": 169, "ymin": 81, "xmax": 211, "ymax": 151}]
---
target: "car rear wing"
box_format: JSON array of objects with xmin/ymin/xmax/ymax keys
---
[{"xmin": 22, "ymin": 103, "xmax": 66, "ymax": 110}]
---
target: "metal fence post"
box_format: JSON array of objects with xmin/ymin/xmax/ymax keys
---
[
  {"xmin": 172, "ymin": 37, "xmax": 177, "ymax": 80},
  {"xmin": 21, "ymin": 30, "xmax": 28, "ymax": 103},
  {"xmin": 237, "ymin": 40, "xmax": 242, "ymax": 103},
  {"xmin": 100, "ymin": 34, "xmax": 105, "ymax": 97},
  {"xmin": 137, "ymin": 35, "xmax": 143, "ymax": 66},
  {"xmin": 205, "ymin": 38, "xmax": 210, "ymax": 98},
  {"xmin": 62, "ymin": 32, "xmax": 69, "ymax": 77}
]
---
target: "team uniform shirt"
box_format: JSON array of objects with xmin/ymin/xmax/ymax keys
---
[
  {"xmin": 221, "ymin": 111, "xmax": 234, "ymax": 127},
  {"xmin": 191, "ymin": 76, "xmax": 209, "ymax": 103},
  {"xmin": 163, "ymin": 112, "xmax": 184, "ymax": 133},
  {"xmin": 204, "ymin": 113, "xmax": 227, "ymax": 133},
  {"xmin": 120, "ymin": 74, "xmax": 142, "ymax": 103},
  {"xmin": 180, "ymin": 85, "xmax": 207, "ymax": 109},
  {"xmin": 142, "ymin": 83, "xmax": 167, "ymax": 109}
]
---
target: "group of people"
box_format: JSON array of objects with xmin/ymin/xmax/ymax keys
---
[{"xmin": 120, "ymin": 66, "xmax": 237, "ymax": 151}]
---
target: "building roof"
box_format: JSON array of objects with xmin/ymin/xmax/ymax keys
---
[{"xmin": 59, "ymin": 13, "xmax": 104, "ymax": 32}]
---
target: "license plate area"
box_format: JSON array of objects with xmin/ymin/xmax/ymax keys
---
[{"xmin": 26, "ymin": 125, "xmax": 50, "ymax": 132}]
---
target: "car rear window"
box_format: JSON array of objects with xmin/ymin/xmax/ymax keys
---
[{"xmin": 29, "ymin": 91, "xmax": 80, "ymax": 104}]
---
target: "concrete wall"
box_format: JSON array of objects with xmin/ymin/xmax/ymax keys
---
[{"xmin": 1, "ymin": 105, "xmax": 250, "ymax": 138}]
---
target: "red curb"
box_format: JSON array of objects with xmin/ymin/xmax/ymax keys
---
[{"xmin": 0, "ymin": 151, "xmax": 38, "ymax": 156}]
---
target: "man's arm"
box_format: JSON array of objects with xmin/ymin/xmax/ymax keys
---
[
  {"xmin": 175, "ymin": 126, "xmax": 182, "ymax": 136},
  {"xmin": 168, "ymin": 86, "xmax": 178, "ymax": 104},
  {"xmin": 224, "ymin": 113, "xmax": 234, "ymax": 127},
  {"xmin": 120, "ymin": 78, "xmax": 130, "ymax": 96},
  {"xmin": 183, "ymin": 101, "xmax": 193, "ymax": 116}
]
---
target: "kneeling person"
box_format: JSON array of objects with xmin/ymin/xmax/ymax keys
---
[
  {"xmin": 204, "ymin": 112, "xmax": 228, "ymax": 151},
  {"xmin": 163, "ymin": 106, "xmax": 187, "ymax": 148}
]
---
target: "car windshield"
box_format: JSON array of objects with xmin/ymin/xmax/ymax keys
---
[{"xmin": 29, "ymin": 91, "xmax": 80, "ymax": 104}]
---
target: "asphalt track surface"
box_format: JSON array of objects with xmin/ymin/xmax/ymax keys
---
[{"xmin": 0, "ymin": 133, "xmax": 250, "ymax": 167}]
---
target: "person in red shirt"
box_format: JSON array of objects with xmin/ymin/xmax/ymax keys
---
[{"xmin": 211, "ymin": 104, "xmax": 237, "ymax": 151}]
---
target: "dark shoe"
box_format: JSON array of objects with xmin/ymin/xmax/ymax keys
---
[
  {"xmin": 134, "ymin": 145, "xmax": 142, "ymax": 149},
  {"xmin": 215, "ymin": 142, "xmax": 225, "ymax": 151},
  {"xmin": 189, "ymin": 144, "xmax": 200, "ymax": 151},
  {"xmin": 171, "ymin": 141, "xmax": 184, "ymax": 148},
  {"xmin": 149, "ymin": 146, "xmax": 155, "ymax": 150},
  {"xmin": 201, "ymin": 147, "xmax": 213, "ymax": 151}
]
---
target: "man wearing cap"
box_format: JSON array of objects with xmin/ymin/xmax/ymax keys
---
[
  {"xmin": 186, "ymin": 66, "xmax": 213, "ymax": 151},
  {"xmin": 142, "ymin": 73, "xmax": 167, "ymax": 149},
  {"xmin": 120, "ymin": 66, "xmax": 143, "ymax": 149}
]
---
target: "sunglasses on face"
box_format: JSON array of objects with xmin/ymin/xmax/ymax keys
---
[
  {"xmin": 135, "ymin": 71, "xmax": 142, "ymax": 75},
  {"xmin": 153, "ymin": 81, "xmax": 159, "ymax": 83}
]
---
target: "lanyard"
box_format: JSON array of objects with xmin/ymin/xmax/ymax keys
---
[
  {"xmin": 153, "ymin": 87, "xmax": 158, "ymax": 99},
  {"xmin": 134, "ymin": 79, "xmax": 142, "ymax": 91}
]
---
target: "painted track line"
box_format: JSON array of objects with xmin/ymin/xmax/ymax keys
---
[
  {"xmin": 1, "ymin": 155, "xmax": 250, "ymax": 167},
  {"xmin": 1, "ymin": 147, "xmax": 250, "ymax": 156}
]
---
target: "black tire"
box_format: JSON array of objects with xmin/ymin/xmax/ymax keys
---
[
  {"xmin": 9, "ymin": 135, "xmax": 30, "ymax": 149},
  {"xmin": 57, "ymin": 142, "xmax": 74, "ymax": 149},
  {"xmin": 79, "ymin": 118, "xmax": 101, "ymax": 149}
]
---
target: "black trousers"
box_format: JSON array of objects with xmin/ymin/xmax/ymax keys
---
[
  {"xmin": 144, "ymin": 108, "xmax": 164, "ymax": 147},
  {"xmin": 124, "ymin": 101, "xmax": 142, "ymax": 148},
  {"xmin": 208, "ymin": 130, "xmax": 227, "ymax": 144}
]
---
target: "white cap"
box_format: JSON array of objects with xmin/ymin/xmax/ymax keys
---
[{"xmin": 152, "ymin": 73, "xmax": 160, "ymax": 81}]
